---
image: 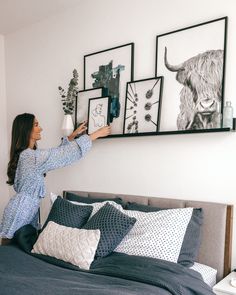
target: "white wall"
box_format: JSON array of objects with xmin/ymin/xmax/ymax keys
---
[
  {"xmin": 0, "ymin": 34, "xmax": 9, "ymax": 219},
  {"xmin": 4, "ymin": 0, "xmax": 236, "ymax": 267}
]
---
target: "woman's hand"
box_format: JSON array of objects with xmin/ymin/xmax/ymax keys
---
[
  {"xmin": 75, "ymin": 121, "xmax": 87, "ymax": 135},
  {"xmin": 89, "ymin": 126, "xmax": 111, "ymax": 141},
  {"xmin": 68, "ymin": 121, "xmax": 87, "ymax": 141}
]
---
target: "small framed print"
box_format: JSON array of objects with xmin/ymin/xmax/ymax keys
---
[
  {"xmin": 123, "ymin": 77, "xmax": 163, "ymax": 134},
  {"xmin": 87, "ymin": 96, "xmax": 110, "ymax": 134},
  {"xmin": 75, "ymin": 87, "xmax": 103, "ymax": 128}
]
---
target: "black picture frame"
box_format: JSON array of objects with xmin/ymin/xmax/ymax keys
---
[
  {"xmin": 74, "ymin": 87, "xmax": 103, "ymax": 129},
  {"xmin": 123, "ymin": 77, "xmax": 163, "ymax": 134},
  {"xmin": 84, "ymin": 43, "xmax": 134, "ymax": 135},
  {"xmin": 155, "ymin": 16, "xmax": 227, "ymax": 132},
  {"xmin": 87, "ymin": 96, "xmax": 111, "ymax": 135}
]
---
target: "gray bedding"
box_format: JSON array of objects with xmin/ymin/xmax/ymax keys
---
[{"xmin": 0, "ymin": 244, "xmax": 215, "ymax": 295}]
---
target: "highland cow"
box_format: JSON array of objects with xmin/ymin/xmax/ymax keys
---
[{"xmin": 164, "ymin": 47, "xmax": 223, "ymax": 129}]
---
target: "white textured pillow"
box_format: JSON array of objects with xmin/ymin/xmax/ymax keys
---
[
  {"xmin": 115, "ymin": 207, "xmax": 193, "ymax": 263},
  {"xmin": 31, "ymin": 221, "xmax": 100, "ymax": 270}
]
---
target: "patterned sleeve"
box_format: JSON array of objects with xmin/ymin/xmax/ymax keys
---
[
  {"xmin": 60, "ymin": 136, "xmax": 70, "ymax": 146},
  {"xmin": 35, "ymin": 135, "xmax": 92, "ymax": 173}
]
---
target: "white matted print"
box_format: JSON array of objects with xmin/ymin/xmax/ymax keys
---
[
  {"xmin": 84, "ymin": 43, "xmax": 134, "ymax": 135},
  {"xmin": 75, "ymin": 87, "xmax": 103, "ymax": 128},
  {"xmin": 123, "ymin": 77, "xmax": 163, "ymax": 134},
  {"xmin": 156, "ymin": 17, "xmax": 227, "ymax": 131},
  {"xmin": 87, "ymin": 97, "xmax": 110, "ymax": 134}
]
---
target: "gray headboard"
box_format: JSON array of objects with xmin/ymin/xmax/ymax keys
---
[{"xmin": 63, "ymin": 190, "xmax": 233, "ymax": 282}]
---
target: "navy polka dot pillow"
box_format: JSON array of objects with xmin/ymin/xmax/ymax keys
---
[{"xmin": 83, "ymin": 203, "xmax": 136, "ymax": 257}]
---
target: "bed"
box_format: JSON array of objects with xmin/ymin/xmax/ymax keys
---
[{"xmin": 0, "ymin": 190, "xmax": 233, "ymax": 295}]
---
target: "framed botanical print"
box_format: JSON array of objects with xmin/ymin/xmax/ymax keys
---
[
  {"xmin": 75, "ymin": 87, "xmax": 103, "ymax": 128},
  {"xmin": 87, "ymin": 96, "xmax": 110, "ymax": 134},
  {"xmin": 84, "ymin": 43, "xmax": 134, "ymax": 135},
  {"xmin": 123, "ymin": 77, "xmax": 163, "ymax": 134},
  {"xmin": 155, "ymin": 17, "xmax": 227, "ymax": 131}
]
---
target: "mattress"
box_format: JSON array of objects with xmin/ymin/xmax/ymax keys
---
[{"xmin": 190, "ymin": 262, "xmax": 217, "ymax": 287}]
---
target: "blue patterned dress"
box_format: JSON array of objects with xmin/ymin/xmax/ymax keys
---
[{"xmin": 0, "ymin": 135, "xmax": 92, "ymax": 239}]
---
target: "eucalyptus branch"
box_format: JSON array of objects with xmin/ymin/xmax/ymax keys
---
[{"xmin": 58, "ymin": 69, "xmax": 79, "ymax": 115}]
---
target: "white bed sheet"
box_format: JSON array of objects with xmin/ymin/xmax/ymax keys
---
[{"xmin": 190, "ymin": 262, "xmax": 217, "ymax": 287}]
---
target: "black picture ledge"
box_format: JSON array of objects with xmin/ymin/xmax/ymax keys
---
[{"xmin": 97, "ymin": 127, "xmax": 235, "ymax": 139}]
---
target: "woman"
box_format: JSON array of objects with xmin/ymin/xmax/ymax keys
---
[{"xmin": 0, "ymin": 113, "xmax": 111, "ymax": 245}]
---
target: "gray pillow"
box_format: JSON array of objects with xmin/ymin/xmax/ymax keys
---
[
  {"xmin": 83, "ymin": 203, "xmax": 136, "ymax": 257},
  {"xmin": 125, "ymin": 202, "xmax": 162, "ymax": 212},
  {"xmin": 66, "ymin": 192, "xmax": 124, "ymax": 206},
  {"xmin": 125, "ymin": 202, "xmax": 203, "ymax": 267},
  {"xmin": 178, "ymin": 208, "xmax": 203, "ymax": 266},
  {"xmin": 43, "ymin": 196, "xmax": 93, "ymax": 230}
]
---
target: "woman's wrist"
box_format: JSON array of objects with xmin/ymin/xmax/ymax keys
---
[
  {"xmin": 89, "ymin": 133, "xmax": 98, "ymax": 141},
  {"xmin": 67, "ymin": 132, "xmax": 76, "ymax": 142},
  {"xmin": 89, "ymin": 126, "xmax": 111, "ymax": 141}
]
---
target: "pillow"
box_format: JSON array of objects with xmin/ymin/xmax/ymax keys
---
[
  {"xmin": 83, "ymin": 203, "xmax": 136, "ymax": 257},
  {"xmin": 114, "ymin": 207, "xmax": 194, "ymax": 263},
  {"xmin": 65, "ymin": 192, "xmax": 124, "ymax": 206},
  {"xmin": 70, "ymin": 200, "xmax": 123, "ymax": 219},
  {"xmin": 14, "ymin": 224, "xmax": 38, "ymax": 253},
  {"xmin": 43, "ymin": 196, "xmax": 92, "ymax": 230},
  {"xmin": 32, "ymin": 221, "xmax": 100, "ymax": 270},
  {"xmin": 178, "ymin": 208, "xmax": 203, "ymax": 266},
  {"xmin": 125, "ymin": 202, "xmax": 203, "ymax": 266},
  {"xmin": 50, "ymin": 192, "xmax": 58, "ymax": 205},
  {"xmin": 125, "ymin": 202, "xmax": 163, "ymax": 212},
  {"xmin": 50, "ymin": 193, "xmax": 123, "ymax": 219}
]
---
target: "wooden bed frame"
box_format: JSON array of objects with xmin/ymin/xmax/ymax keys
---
[{"xmin": 63, "ymin": 190, "xmax": 233, "ymax": 282}]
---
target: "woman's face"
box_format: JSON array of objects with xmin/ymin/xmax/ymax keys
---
[{"xmin": 30, "ymin": 118, "xmax": 42, "ymax": 141}]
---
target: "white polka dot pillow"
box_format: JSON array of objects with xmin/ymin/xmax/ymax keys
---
[
  {"xmin": 69, "ymin": 200, "xmax": 123, "ymax": 218},
  {"xmin": 114, "ymin": 207, "xmax": 193, "ymax": 263}
]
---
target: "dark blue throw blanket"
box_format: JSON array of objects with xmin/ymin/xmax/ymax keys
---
[{"xmin": 0, "ymin": 225, "xmax": 215, "ymax": 295}]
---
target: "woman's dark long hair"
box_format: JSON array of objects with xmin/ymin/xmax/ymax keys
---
[{"xmin": 7, "ymin": 113, "xmax": 35, "ymax": 185}]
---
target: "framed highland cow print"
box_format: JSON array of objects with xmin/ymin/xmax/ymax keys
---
[
  {"xmin": 84, "ymin": 43, "xmax": 134, "ymax": 136},
  {"xmin": 155, "ymin": 17, "xmax": 227, "ymax": 132}
]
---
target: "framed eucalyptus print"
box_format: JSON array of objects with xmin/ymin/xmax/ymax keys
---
[
  {"xmin": 156, "ymin": 17, "xmax": 227, "ymax": 131},
  {"xmin": 84, "ymin": 43, "xmax": 134, "ymax": 135},
  {"xmin": 123, "ymin": 77, "xmax": 163, "ymax": 134},
  {"xmin": 75, "ymin": 87, "xmax": 103, "ymax": 128},
  {"xmin": 87, "ymin": 96, "xmax": 110, "ymax": 135}
]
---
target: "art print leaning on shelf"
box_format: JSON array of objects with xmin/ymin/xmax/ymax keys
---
[
  {"xmin": 75, "ymin": 87, "xmax": 103, "ymax": 129},
  {"xmin": 123, "ymin": 77, "xmax": 163, "ymax": 134},
  {"xmin": 84, "ymin": 43, "xmax": 134, "ymax": 135},
  {"xmin": 156, "ymin": 16, "xmax": 227, "ymax": 131},
  {"xmin": 87, "ymin": 97, "xmax": 110, "ymax": 134}
]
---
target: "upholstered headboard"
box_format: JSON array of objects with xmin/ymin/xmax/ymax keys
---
[{"xmin": 63, "ymin": 190, "xmax": 233, "ymax": 281}]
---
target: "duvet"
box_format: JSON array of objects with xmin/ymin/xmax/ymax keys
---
[{"xmin": 0, "ymin": 227, "xmax": 215, "ymax": 295}]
